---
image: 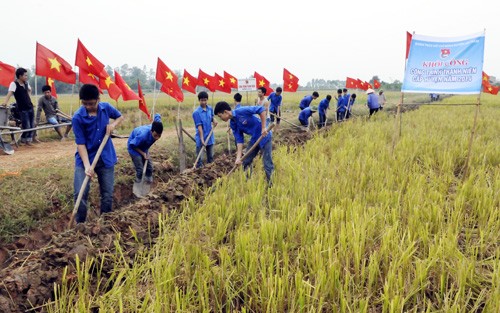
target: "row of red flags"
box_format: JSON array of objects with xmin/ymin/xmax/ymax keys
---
[
  {"xmin": 0, "ymin": 41, "xmax": 302, "ymax": 120},
  {"xmin": 345, "ymin": 77, "xmax": 381, "ymax": 90}
]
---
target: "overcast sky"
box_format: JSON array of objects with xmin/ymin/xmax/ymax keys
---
[{"xmin": 1, "ymin": 0, "xmax": 497, "ymax": 84}]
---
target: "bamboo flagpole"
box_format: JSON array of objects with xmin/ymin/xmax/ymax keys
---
[{"xmin": 462, "ymin": 94, "xmax": 481, "ymax": 179}]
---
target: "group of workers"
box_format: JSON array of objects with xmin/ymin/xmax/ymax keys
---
[{"xmin": 1, "ymin": 67, "xmax": 388, "ymax": 224}]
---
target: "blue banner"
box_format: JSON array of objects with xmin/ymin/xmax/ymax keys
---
[{"xmin": 402, "ymin": 32, "xmax": 485, "ymax": 94}]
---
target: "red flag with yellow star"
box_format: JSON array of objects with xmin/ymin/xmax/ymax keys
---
[
  {"xmin": 373, "ymin": 79, "xmax": 381, "ymax": 89},
  {"xmin": 283, "ymin": 68, "xmax": 299, "ymax": 92},
  {"xmin": 224, "ymin": 71, "xmax": 238, "ymax": 89},
  {"xmin": 365, "ymin": 82, "xmax": 373, "ymax": 89},
  {"xmin": 197, "ymin": 69, "xmax": 216, "ymax": 92},
  {"xmin": 75, "ymin": 39, "xmax": 106, "ymax": 77},
  {"xmin": 346, "ymin": 77, "xmax": 359, "ymax": 89},
  {"xmin": 36, "ymin": 42, "xmax": 76, "ymax": 84},
  {"xmin": 214, "ymin": 73, "xmax": 231, "ymax": 93},
  {"xmin": 114, "ymin": 70, "xmax": 140, "ymax": 101},
  {"xmin": 483, "ymin": 84, "xmax": 499, "ymax": 95},
  {"xmin": 357, "ymin": 79, "xmax": 368, "ymax": 91},
  {"xmin": 406, "ymin": 31, "xmax": 412, "ymax": 60},
  {"xmin": 98, "ymin": 74, "xmax": 122, "ymax": 101},
  {"xmin": 160, "ymin": 83, "xmax": 184, "ymax": 102},
  {"xmin": 137, "ymin": 80, "xmax": 151, "ymax": 120},
  {"xmin": 78, "ymin": 68, "xmax": 103, "ymax": 93},
  {"xmin": 0, "ymin": 60, "xmax": 15, "ymax": 88},
  {"xmin": 46, "ymin": 77, "xmax": 57, "ymax": 98},
  {"xmin": 182, "ymin": 69, "xmax": 197, "ymax": 94},
  {"xmin": 156, "ymin": 58, "xmax": 178, "ymax": 87},
  {"xmin": 254, "ymin": 71, "xmax": 274, "ymax": 94},
  {"xmin": 482, "ymin": 71, "xmax": 491, "ymax": 87}
]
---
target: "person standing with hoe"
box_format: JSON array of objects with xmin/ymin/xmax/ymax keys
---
[
  {"xmin": 71, "ymin": 84, "xmax": 124, "ymax": 224},
  {"xmin": 192, "ymin": 91, "xmax": 217, "ymax": 168}
]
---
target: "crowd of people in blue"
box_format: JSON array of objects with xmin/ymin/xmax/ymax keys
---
[{"xmin": 1, "ymin": 67, "xmax": 385, "ymax": 224}]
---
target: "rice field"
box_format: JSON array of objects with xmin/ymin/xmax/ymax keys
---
[{"xmin": 47, "ymin": 94, "xmax": 500, "ymax": 312}]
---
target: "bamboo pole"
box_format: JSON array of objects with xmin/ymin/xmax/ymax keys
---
[
  {"xmin": 462, "ymin": 94, "xmax": 481, "ymax": 179},
  {"xmin": 68, "ymin": 134, "xmax": 110, "ymax": 228},
  {"xmin": 269, "ymin": 112, "xmax": 302, "ymax": 129}
]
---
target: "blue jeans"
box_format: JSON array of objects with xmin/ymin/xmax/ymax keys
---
[
  {"xmin": 130, "ymin": 153, "xmax": 153, "ymax": 183},
  {"xmin": 20, "ymin": 109, "xmax": 34, "ymax": 142},
  {"xmin": 195, "ymin": 144, "xmax": 214, "ymax": 168},
  {"xmin": 74, "ymin": 158, "xmax": 115, "ymax": 223},
  {"xmin": 242, "ymin": 139, "xmax": 274, "ymax": 182},
  {"xmin": 318, "ymin": 113, "xmax": 326, "ymax": 128}
]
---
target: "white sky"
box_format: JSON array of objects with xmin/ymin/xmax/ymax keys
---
[{"xmin": 1, "ymin": 0, "xmax": 498, "ymax": 84}]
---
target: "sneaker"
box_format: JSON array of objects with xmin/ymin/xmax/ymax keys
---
[
  {"xmin": 60, "ymin": 137, "xmax": 66, "ymax": 142},
  {"xmin": 33, "ymin": 137, "xmax": 42, "ymax": 143},
  {"xmin": 26, "ymin": 141, "xmax": 34, "ymax": 146}
]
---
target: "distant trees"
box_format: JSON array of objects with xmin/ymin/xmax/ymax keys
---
[{"xmin": 0, "ymin": 65, "xmax": 407, "ymax": 95}]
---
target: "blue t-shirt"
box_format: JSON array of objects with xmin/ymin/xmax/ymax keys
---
[
  {"xmin": 192, "ymin": 105, "xmax": 215, "ymax": 147},
  {"xmin": 298, "ymin": 107, "xmax": 314, "ymax": 125},
  {"xmin": 318, "ymin": 98, "xmax": 330, "ymax": 115},
  {"xmin": 127, "ymin": 125, "xmax": 155, "ymax": 157},
  {"xmin": 299, "ymin": 95, "xmax": 313, "ymax": 109},
  {"xmin": 267, "ymin": 92, "xmax": 282, "ymax": 112},
  {"xmin": 230, "ymin": 106, "xmax": 272, "ymax": 149},
  {"xmin": 72, "ymin": 102, "xmax": 122, "ymax": 168},
  {"xmin": 367, "ymin": 93, "xmax": 380, "ymax": 109},
  {"xmin": 337, "ymin": 95, "xmax": 348, "ymax": 113}
]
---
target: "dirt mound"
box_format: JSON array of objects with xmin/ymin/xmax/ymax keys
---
[
  {"xmin": 0, "ymin": 155, "xmax": 234, "ymax": 312},
  {"xmin": 0, "ymin": 127, "xmax": 316, "ymax": 312}
]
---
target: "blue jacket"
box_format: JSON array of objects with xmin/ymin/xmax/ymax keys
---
[
  {"xmin": 267, "ymin": 92, "xmax": 282, "ymax": 112},
  {"xmin": 318, "ymin": 98, "xmax": 330, "ymax": 115},
  {"xmin": 298, "ymin": 107, "xmax": 314, "ymax": 125},
  {"xmin": 367, "ymin": 93, "xmax": 380, "ymax": 109},
  {"xmin": 73, "ymin": 102, "xmax": 122, "ymax": 168},
  {"xmin": 299, "ymin": 95, "xmax": 313, "ymax": 109},
  {"xmin": 230, "ymin": 106, "xmax": 271, "ymax": 149},
  {"xmin": 127, "ymin": 114, "xmax": 161, "ymax": 157}
]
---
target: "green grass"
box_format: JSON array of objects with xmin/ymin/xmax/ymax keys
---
[{"xmin": 46, "ymin": 93, "xmax": 500, "ymax": 312}]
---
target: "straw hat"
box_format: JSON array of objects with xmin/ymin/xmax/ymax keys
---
[{"xmin": 366, "ymin": 88, "xmax": 375, "ymax": 94}]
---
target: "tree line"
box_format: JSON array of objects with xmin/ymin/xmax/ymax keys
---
[{"xmin": 0, "ymin": 65, "xmax": 404, "ymax": 95}]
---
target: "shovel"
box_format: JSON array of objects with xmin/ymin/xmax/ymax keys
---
[
  {"xmin": 67, "ymin": 134, "xmax": 110, "ymax": 228},
  {"xmin": 133, "ymin": 159, "xmax": 150, "ymax": 198},
  {"xmin": 0, "ymin": 135, "xmax": 14, "ymax": 155},
  {"xmin": 192, "ymin": 125, "xmax": 216, "ymax": 169}
]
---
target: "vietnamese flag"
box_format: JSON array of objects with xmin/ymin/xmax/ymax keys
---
[
  {"xmin": 75, "ymin": 39, "xmax": 106, "ymax": 77},
  {"xmin": 483, "ymin": 84, "xmax": 499, "ymax": 95},
  {"xmin": 36, "ymin": 42, "xmax": 76, "ymax": 84},
  {"xmin": 160, "ymin": 83, "xmax": 184, "ymax": 102},
  {"xmin": 406, "ymin": 31, "xmax": 412, "ymax": 60},
  {"xmin": 156, "ymin": 57, "xmax": 178, "ymax": 87},
  {"xmin": 214, "ymin": 72, "xmax": 231, "ymax": 93},
  {"xmin": 78, "ymin": 68, "xmax": 103, "ymax": 93},
  {"xmin": 114, "ymin": 70, "xmax": 140, "ymax": 101},
  {"xmin": 137, "ymin": 80, "xmax": 151, "ymax": 120},
  {"xmin": 99, "ymin": 75, "xmax": 122, "ymax": 101},
  {"xmin": 182, "ymin": 69, "xmax": 197, "ymax": 94},
  {"xmin": 254, "ymin": 71, "xmax": 273, "ymax": 94},
  {"xmin": 357, "ymin": 79, "xmax": 368, "ymax": 91},
  {"xmin": 482, "ymin": 71, "xmax": 491, "ymax": 87},
  {"xmin": 224, "ymin": 71, "xmax": 238, "ymax": 89},
  {"xmin": 373, "ymin": 79, "xmax": 381, "ymax": 89},
  {"xmin": 197, "ymin": 69, "xmax": 216, "ymax": 92},
  {"xmin": 0, "ymin": 61, "xmax": 15, "ymax": 87},
  {"xmin": 46, "ymin": 77, "xmax": 57, "ymax": 98},
  {"xmin": 283, "ymin": 68, "xmax": 299, "ymax": 92},
  {"xmin": 365, "ymin": 82, "xmax": 373, "ymax": 89},
  {"xmin": 345, "ymin": 77, "xmax": 359, "ymax": 89}
]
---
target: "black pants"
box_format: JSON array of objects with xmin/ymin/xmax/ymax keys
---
[
  {"xmin": 270, "ymin": 109, "xmax": 280, "ymax": 124},
  {"xmin": 369, "ymin": 108, "xmax": 380, "ymax": 116}
]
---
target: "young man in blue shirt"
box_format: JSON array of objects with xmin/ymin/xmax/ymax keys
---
[
  {"xmin": 72, "ymin": 84, "xmax": 124, "ymax": 223},
  {"xmin": 233, "ymin": 92, "xmax": 242, "ymax": 109},
  {"xmin": 298, "ymin": 106, "xmax": 317, "ymax": 127},
  {"xmin": 336, "ymin": 89, "xmax": 347, "ymax": 122},
  {"xmin": 318, "ymin": 95, "xmax": 331, "ymax": 128},
  {"xmin": 267, "ymin": 86, "xmax": 282, "ymax": 126},
  {"xmin": 192, "ymin": 91, "xmax": 218, "ymax": 168},
  {"xmin": 299, "ymin": 91, "xmax": 319, "ymax": 110},
  {"xmin": 214, "ymin": 101, "xmax": 274, "ymax": 183},
  {"xmin": 127, "ymin": 113, "xmax": 163, "ymax": 184}
]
